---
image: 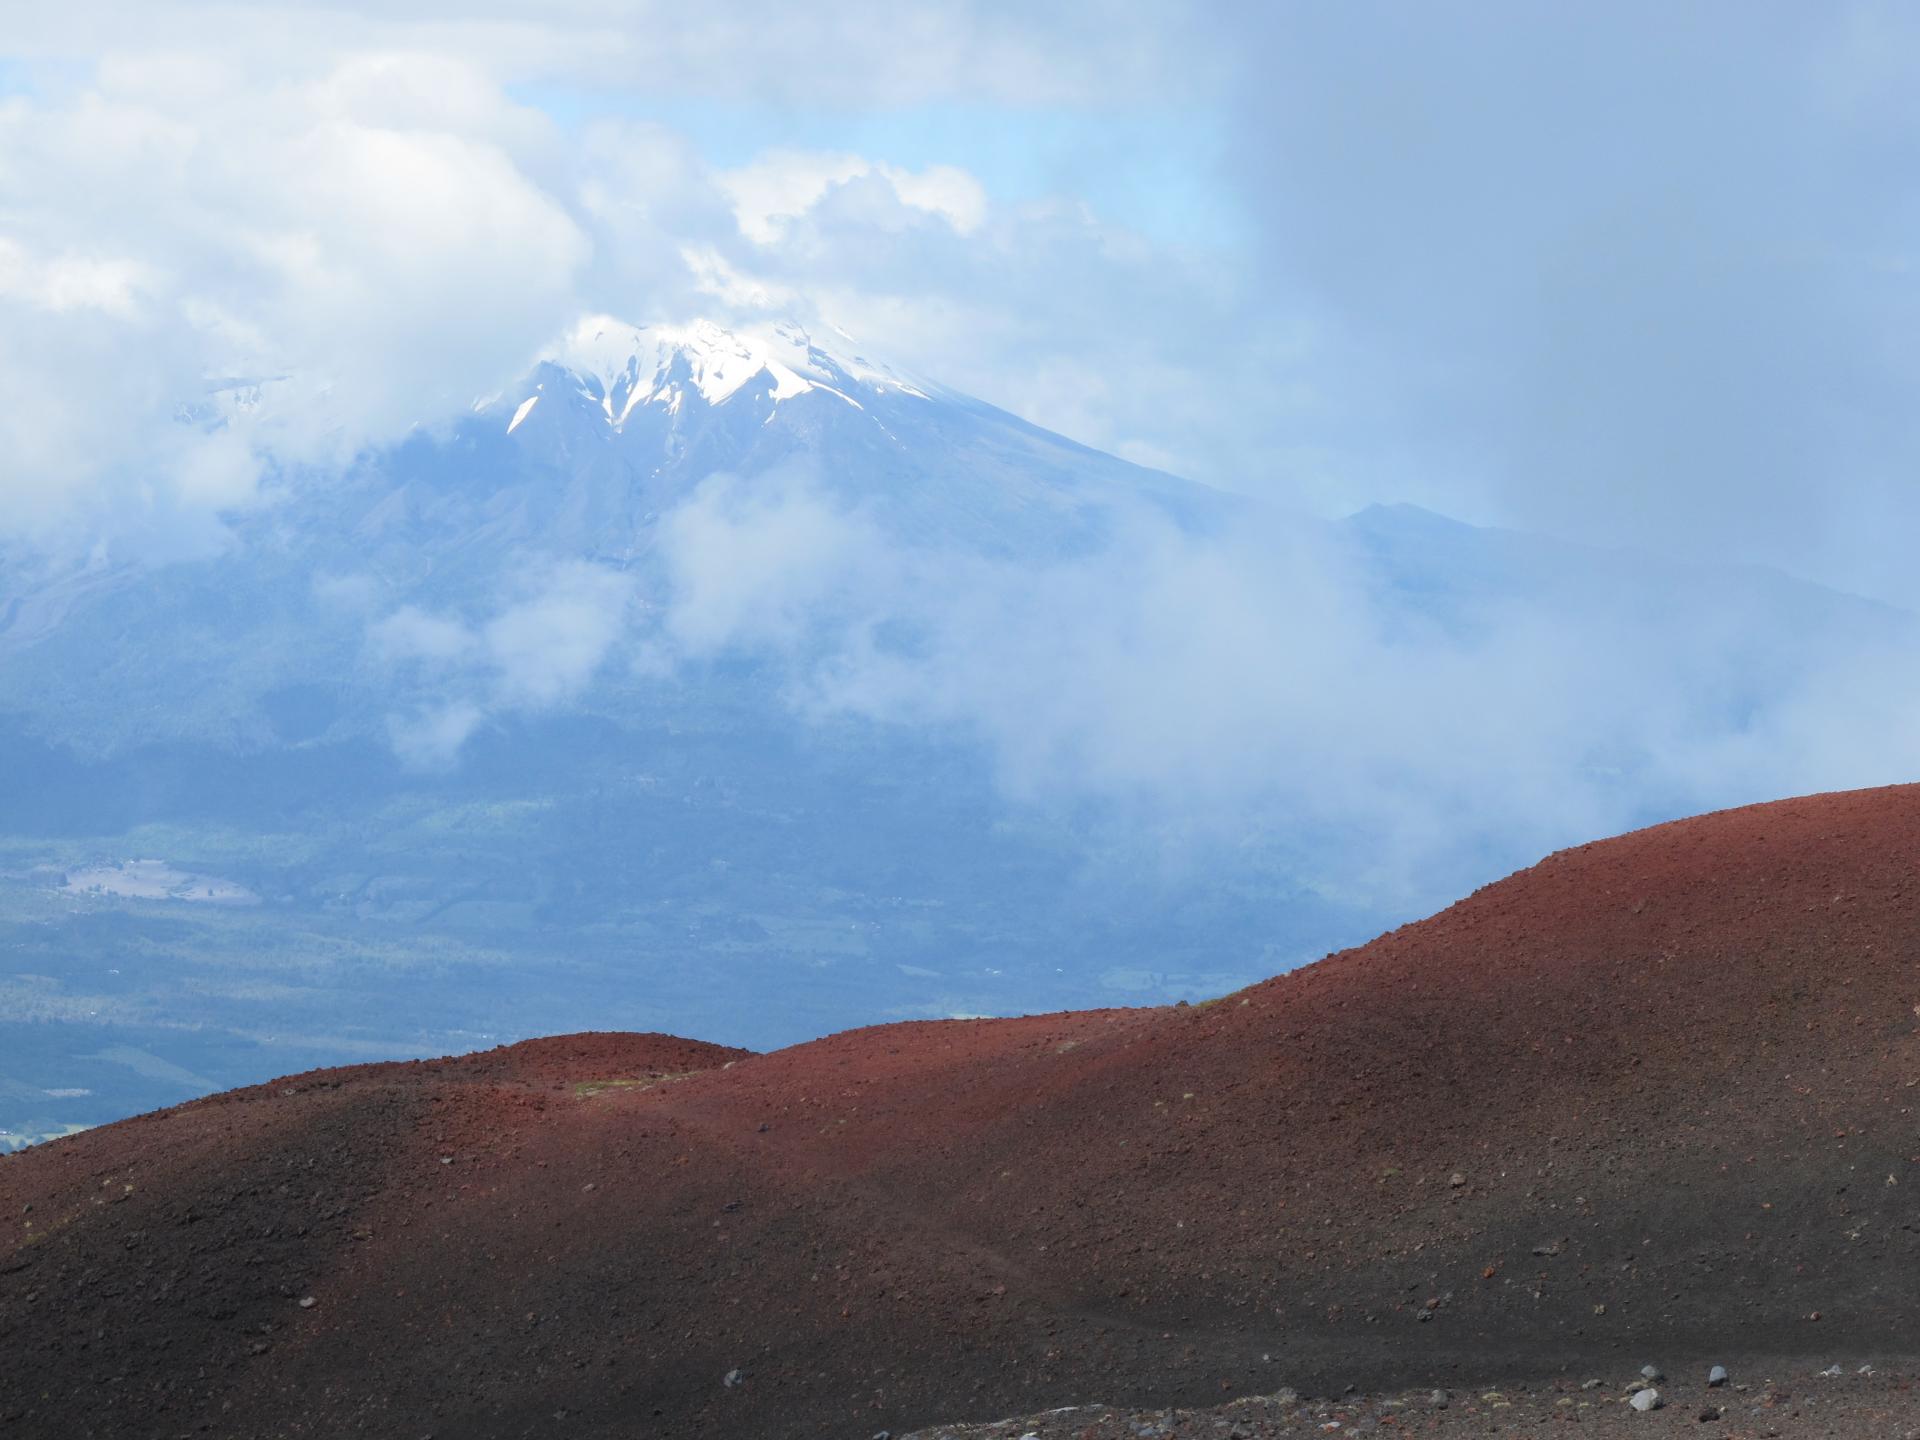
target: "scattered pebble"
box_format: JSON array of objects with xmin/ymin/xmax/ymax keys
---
[
  {"xmin": 722, "ymin": 1368, "xmax": 744, "ymax": 1388},
  {"xmin": 297, "ymin": 1296, "xmax": 315, "ymax": 1309},
  {"xmin": 1708, "ymin": 1365, "xmax": 1728, "ymax": 1387},
  {"xmin": 1641, "ymin": 1365, "xmax": 1664, "ymax": 1381},
  {"xmin": 1631, "ymin": 1388, "xmax": 1661, "ymax": 1412}
]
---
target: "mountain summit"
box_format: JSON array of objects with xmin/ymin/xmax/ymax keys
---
[
  {"xmin": 427, "ymin": 312, "xmax": 1222, "ymax": 566},
  {"xmin": 524, "ymin": 315, "xmax": 935, "ymax": 432}
]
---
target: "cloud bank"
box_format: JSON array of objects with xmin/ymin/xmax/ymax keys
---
[
  {"xmin": 1218, "ymin": 0, "xmax": 1920, "ymax": 602},
  {"xmin": 367, "ymin": 470, "xmax": 1920, "ymax": 912},
  {"xmin": 373, "ymin": 560, "xmax": 637, "ymax": 767},
  {"xmin": 720, "ymin": 495, "xmax": 1920, "ymax": 905}
]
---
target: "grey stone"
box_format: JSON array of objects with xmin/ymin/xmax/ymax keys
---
[
  {"xmin": 1631, "ymin": 1388, "xmax": 1661, "ymax": 1412},
  {"xmin": 1708, "ymin": 1366, "xmax": 1728, "ymax": 1387},
  {"xmin": 1641, "ymin": 1365, "xmax": 1664, "ymax": 1381},
  {"xmin": 722, "ymin": 1368, "xmax": 744, "ymax": 1388}
]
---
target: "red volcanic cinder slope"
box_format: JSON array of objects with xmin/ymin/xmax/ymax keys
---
[{"xmin": 7, "ymin": 786, "xmax": 1920, "ymax": 1438}]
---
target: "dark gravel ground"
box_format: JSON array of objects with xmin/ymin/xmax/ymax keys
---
[
  {"xmin": 7, "ymin": 785, "xmax": 1920, "ymax": 1438},
  {"xmin": 905, "ymin": 1361, "xmax": 1920, "ymax": 1438}
]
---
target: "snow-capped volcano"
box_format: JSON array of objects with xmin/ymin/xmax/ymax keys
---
[
  {"xmin": 504, "ymin": 316, "xmax": 933, "ymax": 435},
  {"xmin": 5, "ymin": 315, "xmax": 1229, "ymax": 655},
  {"xmin": 423, "ymin": 312, "xmax": 1227, "ymax": 566}
]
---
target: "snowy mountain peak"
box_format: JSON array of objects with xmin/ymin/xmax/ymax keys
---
[{"xmin": 526, "ymin": 315, "xmax": 931, "ymax": 433}]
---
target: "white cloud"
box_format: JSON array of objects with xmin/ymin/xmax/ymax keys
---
[
  {"xmin": 658, "ymin": 473, "xmax": 889, "ymax": 652},
  {"xmin": 0, "ymin": 53, "xmax": 588, "ymax": 555},
  {"xmin": 367, "ymin": 560, "xmax": 635, "ymax": 764},
  {"xmin": 679, "ymin": 246, "xmax": 800, "ymax": 313},
  {"xmin": 369, "ymin": 606, "xmax": 479, "ymax": 666},
  {"xmin": 638, "ymin": 473, "xmax": 1920, "ymax": 909},
  {"xmin": 718, "ymin": 151, "xmax": 988, "ymax": 244},
  {"xmin": 4, "ymin": 4, "xmax": 1216, "ymax": 109},
  {"xmin": 0, "ymin": 237, "xmax": 153, "ymax": 316},
  {"xmin": 388, "ymin": 699, "xmax": 486, "ymax": 771},
  {"xmin": 484, "ymin": 561, "xmax": 635, "ymax": 705},
  {"xmin": 312, "ymin": 570, "xmax": 384, "ymax": 614}
]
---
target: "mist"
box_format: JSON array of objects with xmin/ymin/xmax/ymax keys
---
[
  {"xmin": 1218, "ymin": 1, "xmax": 1920, "ymax": 605},
  {"xmin": 359, "ymin": 467, "xmax": 1920, "ymax": 916}
]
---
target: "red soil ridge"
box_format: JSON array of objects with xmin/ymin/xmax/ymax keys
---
[{"xmin": 6, "ymin": 784, "xmax": 1920, "ymax": 1438}]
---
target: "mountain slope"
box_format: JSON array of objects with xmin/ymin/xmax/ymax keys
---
[{"xmin": 6, "ymin": 784, "xmax": 1920, "ymax": 1437}]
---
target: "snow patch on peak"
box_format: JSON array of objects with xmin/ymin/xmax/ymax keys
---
[
  {"xmin": 538, "ymin": 315, "xmax": 931, "ymax": 429},
  {"xmin": 550, "ymin": 315, "xmax": 805, "ymax": 415},
  {"xmin": 767, "ymin": 317, "xmax": 932, "ymax": 401}
]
